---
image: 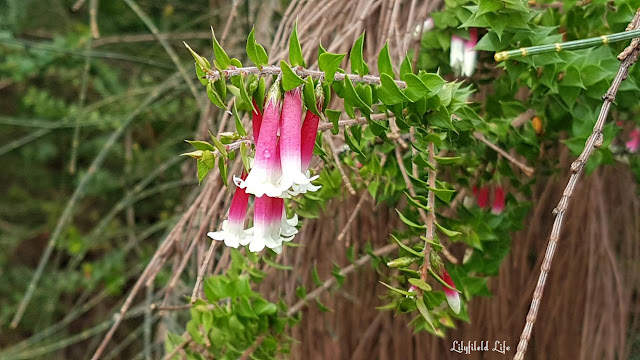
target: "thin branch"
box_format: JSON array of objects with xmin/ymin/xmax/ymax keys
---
[
  {"xmin": 420, "ymin": 141, "xmax": 436, "ymax": 284},
  {"xmin": 190, "ymin": 241, "xmax": 218, "ymax": 304},
  {"xmin": 473, "ymin": 131, "xmax": 534, "ymax": 177},
  {"xmin": 162, "ymin": 334, "xmax": 192, "ymax": 360},
  {"xmin": 287, "ymin": 243, "xmax": 398, "ymax": 316},
  {"xmin": 325, "ymin": 136, "xmax": 357, "ymax": 196},
  {"xmin": 205, "ymin": 65, "xmax": 407, "ymax": 88},
  {"xmin": 336, "ymin": 192, "xmax": 368, "ymax": 241},
  {"xmin": 513, "ymin": 10, "xmax": 640, "ymax": 360}
]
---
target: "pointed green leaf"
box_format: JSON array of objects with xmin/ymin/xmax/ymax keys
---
[
  {"xmin": 403, "ymin": 74, "xmax": 430, "ymax": 102},
  {"xmin": 289, "ymin": 21, "xmax": 305, "ymax": 67},
  {"xmin": 186, "ymin": 140, "xmax": 215, "ymax": 151},
  {"xmin": 206, "ymin": 81, "xmax": 225, "ymax": 108},
  {"xmin": 426, "ymin": 186, "xmax": 455, "ymax": 202},
  {"xmin": 302, "ymin": 76, "xmax": 320, "ymax": 116},
  {"xmin": 184, "ymin": 42, "xmax": 210, "ymax": 71},
  {"xmin": 415, "ymin": 297, "xmax": 437, "ymax": 332},
  {"xmin": 350, "ymin": 32, "xmax": 367, "ymax": 77},
  {"xmin": 379, "ymin": 281, "xmax": 415, "ymax": 296},
  {"xmin": 232, "ymin": 102, "xmax": 247, "ymax": 136},
  {"xmin": 378, "ymin": 73, "xmax": 409, "ymax": 105},
  {"xmin": 399, "ymin": 54, "xmax": 413, "ymax": 78},
  {"xmin": 343, "ymin": 76, "xmax": 372, "ymax": 115},
  {"xmin": 390, "ymin": 234, "xmax": 423, "ymax": 257},
  {"xmin": 378, "ymin": 42, "xmax": 394, "ymax": 77},
  {"xmin": 318, "ymin": 52, "xmax": 346, "ymax": 83},
  {"xmin": 280, "ymin": 60, "xmax": 305, "ymax": 91},
  {"xmin": 404, "ymin": 191, "xmax": 432, "ymax": 212},
  {"xmin": 211, "ymin": 29, "xmax": 231, "ymax": 69},
  {"xmin": 209, "ymin": 132, "xmax": 228, "ymax": 156},
  {"xmin": 434, "ymin": 156, "xmax": 460, "ymax": 164},
  {"xmin": 218, "ymin": 157, "xmax": 228, "ymax": 187},
  {"xmin": 263, "ymin": 257, "xmax": 293, "ymax": 270},
  {"xmin": 312, "ymin": 265, "xmax": 323, "ymax": 286},
  {"xmin": 395, "ymin": 209, "xmax": 426, "ymax": 229},
  {"xmin": 246, "ymin": 27, "xmax": 269, "ymax": 67},
  {"xmin": 197, "ymin": 160, "xmax": 209, "ymax": 184},
  {"xmin": 435, "ymin": 222, "xmax": 462, "ymax": 237},
  {"xmin": 201, "ymin": 150, "xmax": 215, "ymax": 169},
  {"xmin": 408, "ymin": 278, "xmax": 432, "ymax": 292},
  {"xmin": 325, "ymin": 109, "xmax": 341, "ymax": 135}
]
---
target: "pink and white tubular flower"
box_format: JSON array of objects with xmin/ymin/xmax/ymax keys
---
[
  {"xmin": 442, "ymin": 270, "xmax": 461, "ymax": 314},
  {"xmin": 462, "ymin": 28, "xmax": 478, "ymax": 77},
  {"xmin": 475, "ymin": 185, "xmax": 490, "ymax": 209},
  {"xmin": 626, "ymin": 128, "xmax": 640, "ymax": 153},
  {"xmin": 236, "ymin": 82, "xmax": 284, "ymax": 198},
  {"xmin": 279, "ymin": 88, "xmax": 311, "ymax": 193},
  {"xmin": 207, "ymin": 172, "xmax": 250, "ymax": 248},
  {"xmin": 266, "ymin": 197, "xmax": 298, "ymax": 254},
  {"xmin": 289, "ymin": 107, "xmax": 322, "ymax": 195},
  {"xmin": 492, "ymin": 186, "xmax": 505, "ymax": 215},
  {"xmin": 450, "ymin": 28, "xmax": 478, "ymax": 77},
  {"xmin": 252, "ymin": 99, "xmax": 263, "ymax": 141},
  {"xmin": 450, "ymin": 35, "xmax": 465, "ymax": 77},
  {"xmin": 244, "ymin": 195, "xmax": 279, "ymax": 252}
]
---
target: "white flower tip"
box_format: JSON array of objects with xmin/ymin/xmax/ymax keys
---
[
  {"xmin": 207, "ymin": 231, "xmax": 224, "ymax": 241},
  {"xmin": 446, "ymin": 293, "xmax": 461, "ymax": 314}
]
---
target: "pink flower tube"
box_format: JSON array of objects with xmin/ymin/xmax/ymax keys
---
[
  {"xmin": 244, "ymin": 195, "xmax": 279, "ymax": 252},
  {"xmin": 289, "ymin": 108, "xmax": 322, "ymax": 195},
  {"xmin": 442, "ymin": 270, "xmax": 461, "ymax": 314},
  {"xmin": 492, "ymin": 186, "xmax": 505, "ymax": 215},
  {"xmin": 462, "ymin": 28, "xmax": 478, "ymax": 77},
  {"xmin": 279, "ymin": 88, "xmax": 311, "ymax": 192},
  {"xmin": 236, "ymin": 82, "xmax": 284, "ymax": 198},
  {"xmin": 207, "ymin": 172, "xmax": 250, "ymax": 248},
  {"xmin": 476, "ymin": 186, "xmax": 490, "ymax": 209},
  {"xmin": 626, "ymin": 128, "xmax": 640, "ymax": 153}
]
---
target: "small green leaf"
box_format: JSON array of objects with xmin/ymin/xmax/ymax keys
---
[
  {"xmin": 201, "ymin": 150, "xmax": 215, "ymax": 169},
  {"xmin": 387, "ymin": 256, "xmax": 419, "ymax": 268},
  {"xmin": 418, "ymin": 72, "xmax": 445, "ymax": 93},
  {"xmin": 302, "ymin": 76, "xmax": 320, "ymax": 116},
  {"xmin": 434, "ymin": 156, "xmax": 461, "ymax": 164},
  {"xmin": 263, "ymin": 256, "xmax": 292, "ymax": 270},
  {"xmin": 408, "ymin": 278, "xmax": 432, "ymax": 292},
  {"xmin": 378, "ymin": 73, "xmax": 409, "ymax": 105},
  {"xmin": 403, "ymin": 74, "xmax": 430, "ymax": 102},
  {"xmin": 390, "ymin": 234, "xmax": 423, "ymax": 257},
  {"xmin": 197, "ymin": 161, "xmax": 209, "ymax": 184},
  {"xmin": 379, "ymin": 281, "xmax": 415, "ymax": 296},
  {"xmin": 211, "ymin": 28, "xmax": 231, "ymax": 69},
  {"xmin": 312, "ymin": 265, "xmax": 323, "ymax": 286},
  {"xmin": 325, "ymin": 109, "xmax": 341, "ymax": 135},
  {"xmin": 399, "ymin": 54, "xmax": 413, "ymax": 78},
  {"xmin": 415, "ymin": 297, "xmax": 437, "ymax": 332},
  {"xmin": 331, "ymin": 264, "xmax": 345, "ymax": 287},
  {"xmin": 435, "ymin": 222, "xmax": 462, "ymax": 237},
  {"xmin": 315, "ymin": 298, "xmax": 333, "ymax": 312},
  {"xmin": 246, "ymin": 27, "xmax": 269, "ymax": 67},
  {"xmin": 180, "ymin": 150, "xmax": 203, "ymax": 159},
  {"xmin": 343, "ymin": 76, "xmax": 372, "ymax": 115},
  {"xmin": 209, "ymin": 133, "xmax": 228, "ymax": 156},
  {"xmin": 280, "ymin": 60, "xmax": 305, "ymax": 92},
  {"xmin": 232, "ymin": 102, "xmax": 247, "ymax": 136},
  {"xmin": 377, "ymin": 42, "xmax": 394, "ymax": 77},
  {"xmin": 240, "ymin": 143, "xmax": 250, "ymax": 172},
  {"xmin": 350, "ymin": 32, "xmax": 367, "ymax": 77},
  {"xmin": 318, "ymin": 52, "xmax": 346, "ymax": 83},
  {"xmin": 395, "ymin": 209, "xmax": 426, "ymax": 229},
  {"xmin": 426, "ymin": 186, "xmax": 455, "ymax": 202},
  {"xmin": 404, "ymin": 192, "xmax": 432, "ymax": 212},
  {"xmin": 289, "ymin": 21, "xmax": 305, "ymax": 67},
  {"xmin": 206, "ymin": 81, "xmax": 225, "ymax": 108},
  {"xmin": 218, "ymin": 157, "xmax": 228, "ymax": 187},
  {"xmin": 184, "ymin": 42, "xmax": 210, "ymax": 71},
  {"xmin": 186, "ymin": 140, "xmax": 215, "ymax": 152}
]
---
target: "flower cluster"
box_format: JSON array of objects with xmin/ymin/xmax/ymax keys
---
[
  {"xmin": 208, "ymin": 81, "xmax": 323, "ymax": 253},
  {"xmin": 450, "ymin": 28, "xmax": 478, "ymax": 77},
  {"xmin": 472, "ymin": 184, "xmax": 505, "ymax": 215}
]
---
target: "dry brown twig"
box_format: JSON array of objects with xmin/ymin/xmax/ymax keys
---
[{"xmin": 513, "ymin": 8, "xmax": 640, "ymax": 360}]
